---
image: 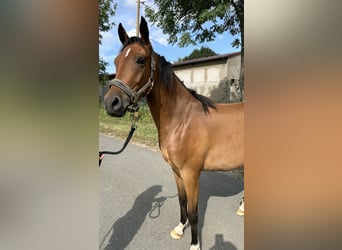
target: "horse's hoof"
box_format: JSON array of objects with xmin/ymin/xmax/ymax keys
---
[
  {"xmin": 190, "ymin": 243, "xmax": 200, "ymax": 250},
  {"xmin": 236, "ymin": 208, "xmax": 244, "ymax": 216},
  {"xmin": 170, "ymin": 220, "xmax": 188, "ymax": 239},
  {"xmin": 236, "ymin": 209, "xmax": 245, "ymax": 216},
  {"xmin": 236, "ymin": 199, "xmax": 244, "ymax": 216},
  {"xmin": 170, "ymin": 229, "xmax": 183, "ymax": 239}
]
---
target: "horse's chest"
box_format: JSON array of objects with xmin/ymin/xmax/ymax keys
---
[
  {"xmin": 159, "ymin": 129, "xmax": 197, "ymax": 168},
  {"xmin": 160, "ymin": 143, "xmax": 186, "ymax": 169},
  {"xmin": 160, "ymin": 145, "xmax": 170, "ymax": 163}
]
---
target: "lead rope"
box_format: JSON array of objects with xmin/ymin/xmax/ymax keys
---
[{"xmin": 99, "ymin": 109, "xmax": 139, "ymax": 167}]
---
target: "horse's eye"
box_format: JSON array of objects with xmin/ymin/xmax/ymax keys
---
[{"xmin": 136, "ymin": 57, "xmax": 145, "ymax": 65}]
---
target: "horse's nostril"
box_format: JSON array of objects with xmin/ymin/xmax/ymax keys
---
[
  {"xmin": 112, "ymin": 97, "xmax": 119, "ymax": 106},
  {"xmin": 111, "ymin": 96, "xmax": 121, "ymax": 110}
]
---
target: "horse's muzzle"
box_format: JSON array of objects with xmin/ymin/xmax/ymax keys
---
[{"xmin": 104, "ymin": 94, "xmax": 129, "ymax": 117}]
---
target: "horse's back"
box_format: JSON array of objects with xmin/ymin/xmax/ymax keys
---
[{"xmin": 215, "ymin": 101, "xmax": 244, "ymax": 113}]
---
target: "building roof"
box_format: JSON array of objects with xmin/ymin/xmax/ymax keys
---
[{"xmin": 172, "ymin": 51, "xmax": 241, "ymax": 67}]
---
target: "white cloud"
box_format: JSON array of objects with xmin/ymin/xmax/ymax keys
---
[
  {"xmin": 99, "ymin": 30, "xmax": 120, "ymax": 56},
  {"xmin": 100, "ymin": 31, "xmax": 116, "ymax": 43},
  {"xmin": 102, "ymin": 54, "xmax": 116, "ymax": 63},
  {"xmin": 126, "ymin": 18, "xmax": 135, "ymax": 27},
  {"xmin": 124, "ymin": 0, "xmax": 137, "ymax": 7},
  {"xmin": 127, "ymin": 28, "xmax": 138, "ymax": 37},
  {"xmin": 150, "ymin": 28, "xmax": 168, "ymax": 46}
]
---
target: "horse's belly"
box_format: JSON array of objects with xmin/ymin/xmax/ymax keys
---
[
  {"xmin": 203, "ymin": 144, "xmax": 244, "ymax": 171},
  {"xmin": 204, "ymin": 156, "xmax": 243, "ymax": 171}
]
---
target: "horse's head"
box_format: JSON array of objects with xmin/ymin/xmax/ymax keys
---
[{"xmin": 104, "ymin": 17, "xmax": 154, "ymax": 117}]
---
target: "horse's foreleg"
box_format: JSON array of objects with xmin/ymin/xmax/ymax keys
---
[
  {"xmin": 170, "ymin": 171, "xmax": 189, "ymax": 239},
  {"xmin": 183, "ymin": 169, "xmax": 200, "ymax": 250}
]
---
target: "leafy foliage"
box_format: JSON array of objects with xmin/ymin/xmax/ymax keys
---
[
  {"xmin": 99, "ymin": 0, "xmax": 117, "ymax": 84},
  {"xmin": 99, "ymin": 57, "xmax": 109, "ymax": 85},
  {"xmin": 178, "ymin": 46, "xmax": 217, "ymax": 62},
  {"xmin": 99, "ymin": 0, "xmax": 117, "ymax": 45},
  {"xmin": 145, "ymin": 0, "xmax": 243, "ymax": 48}
]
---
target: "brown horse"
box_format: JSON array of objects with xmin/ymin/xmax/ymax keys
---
[{"xmin": 104, "ymin": 17, "xmax": 244, "ymax": 250}]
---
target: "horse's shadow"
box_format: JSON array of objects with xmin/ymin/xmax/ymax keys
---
[
  {"xmin": 209, "ymin": 234, "xmax": 238, "ymax": 250},
  {"xmin": 198, "ymin": 170, "xmax": 244, "ymax": 244},
  {"xmin": 102, "ymin": 185, "xmax": 162, "ymax": 250},
  {"xmin": 101, "ymin": 172, "xmax": 243, "ymax": 250}
]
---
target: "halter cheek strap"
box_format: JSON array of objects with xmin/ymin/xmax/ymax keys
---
[{"xmin": 108, "ymin": 56, "xmax": 155, "ymax": 106}]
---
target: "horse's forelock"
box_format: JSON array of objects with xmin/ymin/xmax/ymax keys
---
[{"xmin": 120, "ymin": 37, "xmax": 147, "ymax": 52}]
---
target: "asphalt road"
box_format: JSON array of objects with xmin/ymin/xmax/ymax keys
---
[{"xmin": 99, "ymin": 134, "xmax": 244, "ymax": 250}]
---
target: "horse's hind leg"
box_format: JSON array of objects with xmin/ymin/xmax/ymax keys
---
[
  {"xmin": 236, "ymin": 196, "xmax": 244, "ymax": 216},
  {"xmin": 170, "ymin": 171, "xmax": 189, "ymax": 239}
]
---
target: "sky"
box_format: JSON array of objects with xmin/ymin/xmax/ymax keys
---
[{"xmin": 99, "ymin": 0, "xmax": 240, "ymax": 74}]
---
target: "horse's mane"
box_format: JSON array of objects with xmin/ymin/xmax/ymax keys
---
[
  {"xmin": 120, "ymin": 38, "xmax": 216, "ymax": 114},
  {"xmin": 156, "ymin": 53, "xmax": 216, "ymax": 114}
]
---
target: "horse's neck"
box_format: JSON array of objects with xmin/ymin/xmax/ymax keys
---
[{"xmin": 146, "ymin": 72, "xmax": 194, "ymax": 132}]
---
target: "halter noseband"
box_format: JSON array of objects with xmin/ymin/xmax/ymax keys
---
[{"xmin": 108, "ymin": 56, "xmax": 155, "ymax": 109}]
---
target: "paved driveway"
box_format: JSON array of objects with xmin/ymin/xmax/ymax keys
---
[{"xmin": 99, "ymin": 134, "xmax": 244, "ymax": 250}]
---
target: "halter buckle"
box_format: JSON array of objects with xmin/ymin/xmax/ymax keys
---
[{"xmin": 131, "ymin": 93, "xmax": 139, "ymax": 104}]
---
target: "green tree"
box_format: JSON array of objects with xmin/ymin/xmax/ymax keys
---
[
  {"xmin": 99, "ymin": 0, "xmax": 117, "ymax": 85},
  {"xmin": 178, "ymin": 46, "xmax": 217, "ymax": 62},
  {"xmin": 145, "ymin": 0, "xmax": 244, "ymax": 99}
]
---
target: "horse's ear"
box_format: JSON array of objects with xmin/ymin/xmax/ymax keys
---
[
  {"xmin": 140, "ymin": 17, "xmax": 150, "ymax": 45},
  {"xmin": 118, "ymin": 23, "xmax": 129, "ymax": 44}
]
